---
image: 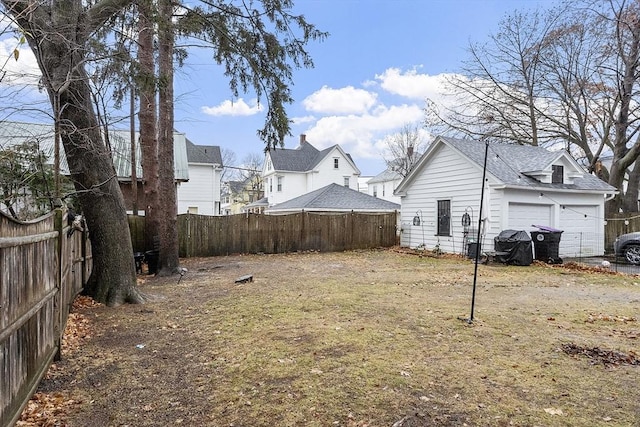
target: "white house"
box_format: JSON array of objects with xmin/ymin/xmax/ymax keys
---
[
  {"xmin": 0, "ymin": 121, "xmax": 227, "ymax": 216},
  {"xmin": 262, "ymin": 134, "xmax": 361, "ymax": 206},
  {"xmin": 394, "ymin": 136, "xmax": 617, "ymax": 258},
  {"xmin": 367, "ymin": 168, "xmax": 402, "ymax": 205},
  {"xmin": 176, "ymin": 139, "xmax": 223, "ymax": 215}
]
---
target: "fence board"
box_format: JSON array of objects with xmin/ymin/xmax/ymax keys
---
[
  {"xmin": 0, "ymin": 209, "xmax": 91, "ymax": 427},
  {"xmin": 174, "ymin": 211, "xmax": 398, "ymax": 258}
]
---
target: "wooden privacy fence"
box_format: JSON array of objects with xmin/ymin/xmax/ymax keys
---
[
  {"xmin": 162, "ymin": 212, "xmax": 398, "ymax": 257},
  {"xmin": 0, "ymin": 209, "xmax": 91, "ymax": 427}
]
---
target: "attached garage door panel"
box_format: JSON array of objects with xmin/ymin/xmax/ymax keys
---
[
  {"xmin": 508, "ymin": 203, "xmax": 552, "ymax": 232},
  {"xmin": 559, "ymin": 205, "xmax": 601, "ymax": 256}
]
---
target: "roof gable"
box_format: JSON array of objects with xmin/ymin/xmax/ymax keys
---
[
  {"xmin": 186, "ymin": 139, "xmax": 222, "ymax": 165},
  {"xmin": 267, "ymin": 139, "xmax": 361, "ymax": 175},
  {"xmin": 396, "ymin": 136, "xmax": 616, "ymax": 194},
  {"xmin": 269, "ymin": 140, "xmax": 320, "ymax": 172}
]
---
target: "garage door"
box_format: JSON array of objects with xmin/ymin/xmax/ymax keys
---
[
  {"xmin": 559, "ymin": 205, "xmax": 601, "ymax": 256},
  {"xmin": 508, "ymin": 203, "xmax": 552, "ymax": 231}
]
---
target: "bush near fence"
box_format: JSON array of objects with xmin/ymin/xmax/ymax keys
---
[
  {"xmin": 0, "ymin": 209, "xmax": 91, "ymax": 427},
  {"xmin": 128, "ymin": 212, "xmax": 399, "ymax": 256}
]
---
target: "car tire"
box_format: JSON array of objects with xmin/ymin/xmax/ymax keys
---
[{"xmin": 623, "ymin": 244, "xmax": 640, "ymax": 265}]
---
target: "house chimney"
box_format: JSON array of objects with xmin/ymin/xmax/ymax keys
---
[{"xmin": 300, "ymin": 134, "xmax": 306, "ymax": 145}]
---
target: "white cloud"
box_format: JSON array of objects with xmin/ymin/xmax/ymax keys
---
[
  {"xmin": 301, "ymin": 103, "xmax": 424, "ymax": 159},
  {"xmin": 375, "ymin": 67, "xmax": 450, "ymax": 100},
  {"xmin": 201, "ymin": 98, "xmax": 264, "ymax": 116},
  {"xmin": 291, "ymin": 115, "xmax": 316, "ymax": 125},
  {"xmin": 0, "ymin": 38, "xmax": 41, "ymax": 86},
  {"xmin": 302, "ymin": 85, "xmax": 377, "ymax": 115}
]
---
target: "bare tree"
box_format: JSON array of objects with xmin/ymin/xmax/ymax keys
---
[
  {"xmin": 382, "ymin": 123, "xmax": 426, "ymax": 177},
  {"xmin": 238, "ymin": 152, "xmax": 264, "ymax": 202},
  {"xmin": 425, "ymin": 0, "xmax": 640, "ymax": 214},
  {"xmin": 220, "ymin": 147, "xmax": 238, "ymax": 181}
]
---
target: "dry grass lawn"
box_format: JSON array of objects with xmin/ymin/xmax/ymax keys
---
[{"xmin": 27, "ymin": 249, "xmax": 640, "ymax": 426}]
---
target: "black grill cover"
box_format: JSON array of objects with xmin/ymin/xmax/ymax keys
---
[{"xmin": 494, "ymin": 230, "xmax": 533, "ymax": 266}]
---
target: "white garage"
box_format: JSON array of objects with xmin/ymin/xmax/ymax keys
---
[{"xmin": 395, "ymin": 137, "xmax": 618, "ymax": 258}]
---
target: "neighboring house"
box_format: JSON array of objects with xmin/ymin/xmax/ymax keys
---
[
  {"xmin": 358, "ymin": 176, "xmax": 373, "ymax": 193},
  {"xmin": 367, "ymin": 168, "xmax": 402, "ymax": 204},
  {"xmin": 265, "ymin": 183, "xmax": 400, "ymax": 214},
  {"xmin": 221, "ymin": 176, "xmax": 265, "ymax": 215},
  {"xmin": 262, "ymin": 134, "xmax": 361, "ymax": 206},
  {"xmin": 176, "ymin": 139, "xmax": 223, "ymax": 215},
  {"xmin": 0, "ymin": 121, "xmax": 190, "ymax": 214},
  {"xmin": 110, "ymin": 130, "xmax": 189, "ymax": 214},
  {"xmin": 394, "ymin": 136, "xmax": 617, "ymax": 257},
  {"xmin": 220, "ymin": 180, "xmax": 245, "ymax": 215}
]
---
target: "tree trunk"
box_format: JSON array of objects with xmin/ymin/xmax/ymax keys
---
[
  {"xmin": 137, "ymin": 0, "xmax": 161, "ymax": 255},
  {"xmin": 14, "ymin": 7, "xmax": 143, "ymax": 305},
  {"xmin": 157, "ymin": 0, "xmax": 180, "ymax": 274}
]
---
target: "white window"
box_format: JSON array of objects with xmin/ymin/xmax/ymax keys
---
[
  {"xmin": 382, "ymin": 184, "xmax": 386, "ymax": 197},
  {"xmin": 277, "ymin": 176, "xmax": 283, "ymax": 192},
  {"xmin": 343, "ymin": 177, "xmax": 349, "ymax": 187},
  {"xmin": 373, "ymin": 185, "xmax": 378, "ymax": 198},
  {"xmin": 334, "ymin": 158, "xmax": 339, "ymax": 169},
  {"xmin": 188, "ymin": 206, "xmax": 198, "ymax": 214},
  {"xmin": 269, "ymin": 178, "xmax": 273, "ymax": 193}
]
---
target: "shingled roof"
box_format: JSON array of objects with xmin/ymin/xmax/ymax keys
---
[
  {"xmin": 266, "ymin": 183, "xmax": 400, "ymax": 213},
  {"xmin": 268, "ymin": 138, "xmax": 358, "ymax": 173},
  {"xmin": 185, "ymin": 139, "xmax": 222, "ymax": 165},
  {"xmin": 399, "ymin": 136, "xmax": 616, "ymax": 193}
]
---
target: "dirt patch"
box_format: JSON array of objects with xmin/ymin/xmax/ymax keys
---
[{"xmin": 20, "ymin": 249, "xmax": 640, "ymax": 426}]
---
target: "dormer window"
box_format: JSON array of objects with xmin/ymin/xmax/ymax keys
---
[{"xmin": 552, "ymin": 165, "xmax": 564, "ymax": 184}]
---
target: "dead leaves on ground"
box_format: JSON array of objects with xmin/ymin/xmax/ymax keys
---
[
  {"xmin": 18, "ymin": 295, "xmax": 101, "ymax": 426},
  {"xmin": 561, "ymin": 342, "xmax": 640, "ymax": 366}
]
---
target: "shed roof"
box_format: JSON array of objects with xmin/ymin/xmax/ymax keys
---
[{"xmin": 266, "ymin": 183, "xmax": 400, "ymax": 213}]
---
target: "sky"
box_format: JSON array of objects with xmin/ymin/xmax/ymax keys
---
[{"xmin": 0, "ymin": 0, "xmax": 558, "ymax": 177}]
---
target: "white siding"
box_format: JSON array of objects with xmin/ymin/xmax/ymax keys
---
[
  {"xmin": 308, "ymin": 148, "xmax": 359, "ymax": 192},
  {"xmin": 399, "ymin": 144, "xmax": 501, "ymax": 254},
  {"xmin": 368, "ymin": 178, "xmax": 402, "ymax": 204},
  {"xmin": 399, "ymin": 142, "xmax": 607, "ymax": 257},
  {"xmin": 264, "ymin": 172, "xmax": 307, "ymax": 205},
  {"xmin": 177, "ymin": 164, "xmax": 221, "ymax": 215}
]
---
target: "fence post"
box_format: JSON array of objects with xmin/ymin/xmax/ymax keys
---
[{"xmin": 53, "ymin": 208, "xmax": 64, "ymax": 361}]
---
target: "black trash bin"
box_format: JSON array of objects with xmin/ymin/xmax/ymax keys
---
[
  {"xmin": 144, "ymin": 250, "xmax": 160, "ymax": 275},
  {"xmin": 530, "ymin": 228, "xmax": 563, "ymax": 264},
  {"xmin": 467, "ymin": 242, "xmax": 481, "ymax": 260},
  {"xmin": 134, "ymin": 252, "xmax": 145, "ymax": 274}
]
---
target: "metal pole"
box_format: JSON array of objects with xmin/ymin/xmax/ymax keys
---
[{"xmin": 469, "ymin": 140, "xmax": 489, "ymax": 323}]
